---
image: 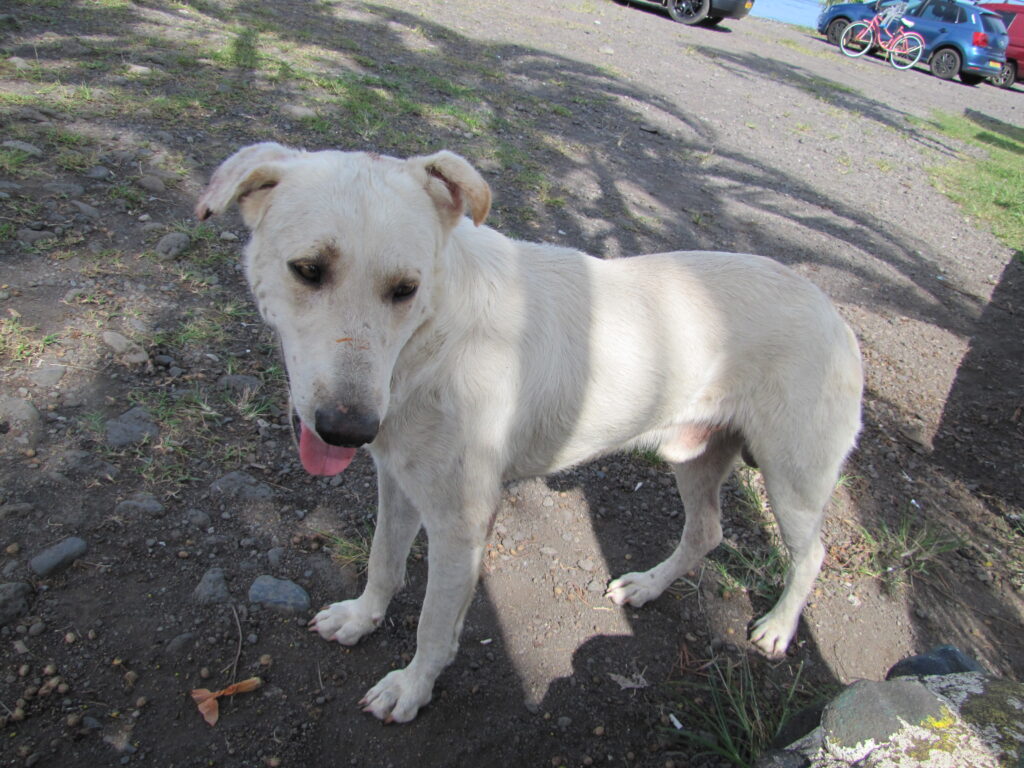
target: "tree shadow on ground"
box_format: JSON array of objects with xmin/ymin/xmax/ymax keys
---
[{"xmin": 2, "ymin": 0, "xmax": 1022, "ymax": 764}]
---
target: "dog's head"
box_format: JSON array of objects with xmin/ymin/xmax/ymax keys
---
[{"xmin": 196, "ymin": 143, "xmax": 491, "ymax": 475}]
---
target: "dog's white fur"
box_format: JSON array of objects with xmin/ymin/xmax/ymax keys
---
[{"xmin": 197, "ymin": 144, "xmax": 863, "ymax": 723}]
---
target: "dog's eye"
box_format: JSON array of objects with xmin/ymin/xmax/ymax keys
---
[
  {"xmin": 290, "ymin": 261, "xmax": 323, "ymax": 285},
  {"xmin": 391, "ymin": 282, "xmax": 419, "ymax": 303}
]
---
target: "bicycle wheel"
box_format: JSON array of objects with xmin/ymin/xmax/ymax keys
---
[
  {"xmin": 889, "ymin": 32, "xmax": 924, "ymax": 69},
  {"xmin": 840, "ymin": 21, "xmax": 875, "ymax": 58}
]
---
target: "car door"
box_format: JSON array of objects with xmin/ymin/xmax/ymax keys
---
[{"xmin": 904, "ymin": 0, "xmax": 962, "ymax": 55}]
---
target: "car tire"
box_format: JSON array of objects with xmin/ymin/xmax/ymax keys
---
[
  {"xmin": 826, "ymin": 18, "xmax": 849, "ymax": 46},
  {"xmin": 667, "ymin": 0, "xmax": 711, "ymax": 25},
  {"xmin": 929, "ymin": 48, "xmax": 961, "ymax": 80},
  {"xmin": 991, "ymin": 61, "xmax": 1016, "ymax": 88}
]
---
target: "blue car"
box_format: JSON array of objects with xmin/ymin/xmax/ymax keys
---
[{"xmin": 818, "ymin": 0, "xmax": 1009, "ymax": 83}]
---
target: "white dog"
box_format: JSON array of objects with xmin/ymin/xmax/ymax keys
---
[{"xmin": 196, "ymin": 144, "xmax": 862, "ymax": 723}]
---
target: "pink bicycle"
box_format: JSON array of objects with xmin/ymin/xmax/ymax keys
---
[{"xmin": 840, "ymin": 3, "xmax": 926, "ymax": 69}]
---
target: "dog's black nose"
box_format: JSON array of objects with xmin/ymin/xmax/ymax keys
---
[{"xmin": 314, "ymin": 406, "xmax": 379, "ymax": 447}]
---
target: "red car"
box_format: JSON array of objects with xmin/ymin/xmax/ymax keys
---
[{"xmin": 983, "ymin": 3, "xmax": 1023, "ymax": 87}]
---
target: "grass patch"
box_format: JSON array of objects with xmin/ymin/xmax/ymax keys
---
[
  {"xmin": 0, "ymin": 315, "xmax": 60, "ymax": 363},
  {"xmin": 321, "ymin": 527, "xmax": 374, "ymax": 576},
  {"xmin": 829, "ymin": 512, "xmax": 961, "ymax": 591},
  {"xmin": 0, "ymin": 148, "xmax": 33, "ymax": 176},
  {"xmin": 666, "ymin": 655, "xmax": 825, "ymax": 768},
  {"xmin": 858, "ymin": 514, "xmax": 961, "ymax": 589},
  {"xmin": 709, "ymin": 540, "xmax": 788, "ymax": 602},
  {"xmin": 916, "ymin": 110, "xmax": 1024, "ymax": 253}
]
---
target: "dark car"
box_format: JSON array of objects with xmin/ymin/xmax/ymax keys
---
[
  {"xmin": 818, "ymin": 0, "xmax": 1009, "ymax": 83},
  {"xmin": 624, "ymin": 0, "xmax": 755, "ymax": 27},
  {"xmin": 982, "ymin": 3, "xmax": 1023, "ymax": 86}
]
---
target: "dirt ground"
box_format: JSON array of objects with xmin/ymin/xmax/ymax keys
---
[{"xmin": 1, "ymin": 0, "xmax": 1022, "ymax": 766}]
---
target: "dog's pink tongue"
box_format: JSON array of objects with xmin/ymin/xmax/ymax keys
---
[{"xmin": 299, "ymin": 423, "xmax": 356, "ymax": 476}]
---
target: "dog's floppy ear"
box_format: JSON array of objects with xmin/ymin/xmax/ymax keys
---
[
  {"xmin": 408, "ymin": 150, "xmax": 491, "ymax": 229},
  {"xmin": 195, "ymin": 142, "xmax": 303, "ymax": 228}
]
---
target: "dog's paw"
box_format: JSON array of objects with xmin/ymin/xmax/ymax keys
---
[
  {"xmin": 749, "ymin": 612, "xmax": 796, "ymax": 659},
  {"xmin": 360, "ymin": 667, "xmax": 433, "ymax": 723},
  {"xmin": 605, "ymin": 572, "xmax": 661, "ymax": 608},
  {"xmin": 308, "ymin": 599, "xmax": 382, "ymax": 646}
]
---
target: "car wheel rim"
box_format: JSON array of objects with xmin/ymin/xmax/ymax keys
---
[
  {"xmin": 674, "ymin": 1, "xmax": 698, "ymax": 18},
  {"xmin": 936, "ymin": 52, "xmax": 956, "ymax": 77}
]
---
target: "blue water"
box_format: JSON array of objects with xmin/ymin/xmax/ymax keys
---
[{"xmin": 750, "ymin": 0, "xmax": 823, "ymax": 28}]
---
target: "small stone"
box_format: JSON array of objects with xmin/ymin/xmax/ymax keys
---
[
  {"xmin": 17, "ymin": 229, "xmax": 56, "ymax": 245},
  {"xmin": 219, "ymin": 230, "xmax": 239, "ymax": 241},
  {"xmin": 266, "ymin": 547, "xmax": 285, "ymax": 569},
  {"xmin": 154, "ymin": 231, "xmax": 190, "ymax": 261},
  {"xmin": 114, "ymin": 491, "xmax": 164, "ymax": 518},
  {"xmin": 186, "ymin": 509, "xmax": 211, "ymax": 528},
  {"xmin": 43, "ymin": 182, "xmax": 85, "ymax": 197},
  {"xmin": 137, "ymin": 175, "xmax": 165, "ymax": 193},
  {"xmin": 64, "ymin": 632, "xmax": 76, "ymax": 644},
  {"xmin": 248, "ymin": 575, "xmax": 310, "ymax": 614},
  {"xmin": 217, "ymin": 374, "xmax": 261, "ymax": 394},
  {"xmin": 193, "ymin": 568, "xmax": 231, "ymax": 604},
  {"xmin": 101, "ymin": 331, "xmax": 148, "ymax": 364},
  {"xmin": 281, "ymin": 104, "xmax": 316, "ymax": 119},
  {"xmin": 886, "ymin": 644, "xmax": 986, "ymax": 679},
  {"xmin": 211, "ymin": 471, "xmax": 273, "ymax": 501},
  {"xmin": 84, "ymin": 166, "xmax": 112, "ymax": 180},
  {"xmin": 259, "ymin": 654, "xmax": 272, "ymax": 666},
  {"xmin": 1, "ymin": 140, "xmax": 42, "ymax": 157},
  {"xmin": 164, "ymin": 632, "xmax": 196, "ymax": 657},
  {"xmin": 105, "ymin": 407, "xmax": 159, "ymax": 447},
  {"xmin": 29, "ymin": 537, "xmax": 87, "ymax": 577},
  {"xmin": 0, "ymin": 582, "xmax": 32, "ymax": 626},
  {"xmin": 0, "ymin": 398, "xmax": 42, "ymax": 450},
  {"xmin": 199, "ymin": 666, "xmax": 211, "ymax": 679},
  {"xmin": 28, "ymin": 364, "xmax": 65, "ymax": 388},
  {"xmin": 71, "ymin": 200, "xmax": 101, "ymax": 219}
]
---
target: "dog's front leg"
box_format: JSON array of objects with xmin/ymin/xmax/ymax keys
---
[
  {"xmin": 310, "ymin": 468, "xmax": 421, "ymax": 645},
  {"xmin": 360, "ymin": 499, "xmax": 491, "ymax": 723}
]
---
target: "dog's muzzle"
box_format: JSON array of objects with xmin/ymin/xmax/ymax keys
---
[{"xmin": 314, "ymin": 405, "xmax": 380, "ymax": 448}]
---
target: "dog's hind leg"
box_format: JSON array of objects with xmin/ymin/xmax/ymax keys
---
[
  {"xmin": 309, "ymin": 467, "xmax": 421, "ymax": 646},
  {"xmin": 747, "ymin": 464, "xmax": 835, "ymax": 658},
  {"xmin": 607, "ymin": 431, "xmax": 742, "ymax": 607}
]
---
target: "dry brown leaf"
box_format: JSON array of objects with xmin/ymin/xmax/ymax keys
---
[{"xmin": 190, "ymin": 677, "xmax": 262, "ymax": 726}]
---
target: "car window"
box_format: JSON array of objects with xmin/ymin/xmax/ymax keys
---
[
  {"xmin": 992, "ymin": 10, "xmax": 1016, "ymax": 29},
  {"xmin": 981, "ymin": 12, "xmax": 1008, "ymax": 33},
  {"xmin": 918, "ymin": 1, "xmax": 959, "ymax": 22},
  {"xmin": 905, "ymin": 0, "xmax": 928, "ymax": 15}
]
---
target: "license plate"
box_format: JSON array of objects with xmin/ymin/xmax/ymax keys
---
[
  {"xmin": 745, "ymin": 1, "xmax": 752, "ymax": 7},
  {"xmin": 988, "ymin": 60, "xmax": 1002, "ymax": 68}
]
